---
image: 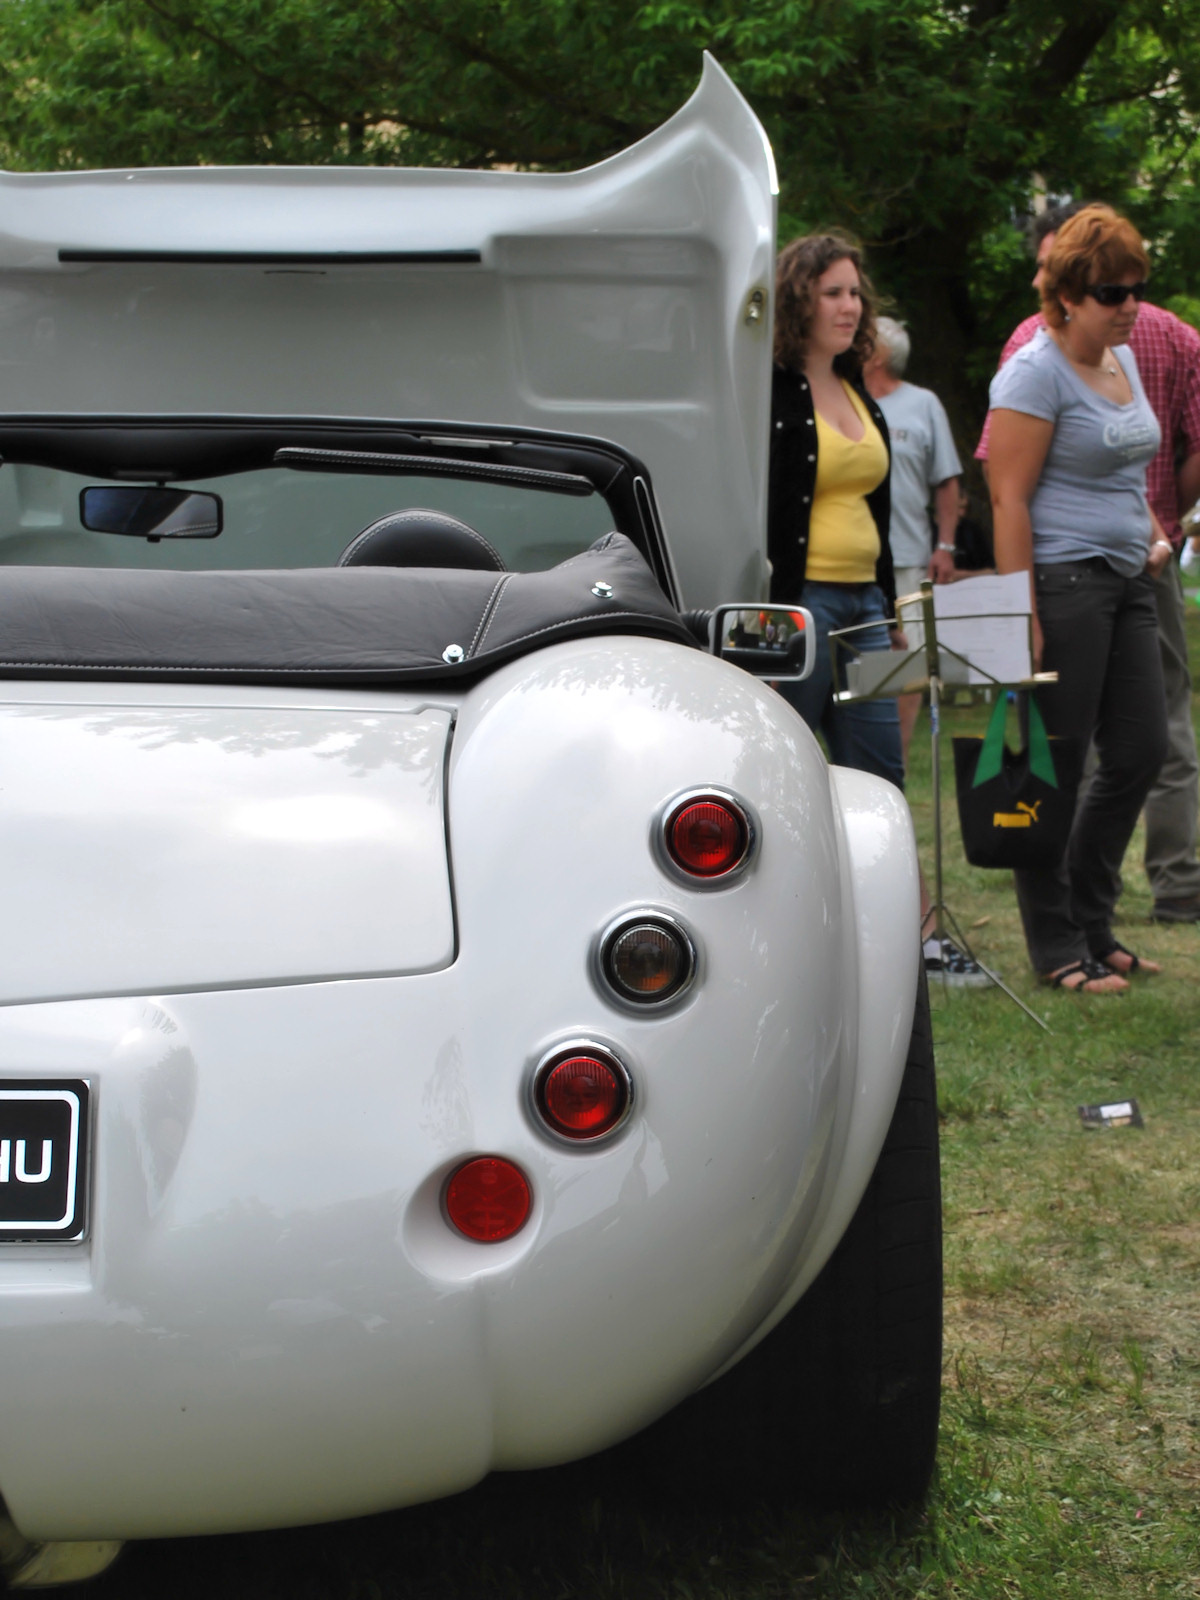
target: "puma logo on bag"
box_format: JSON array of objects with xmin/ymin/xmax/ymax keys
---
[{"xmin": 992, "ymin": 800, "xmax": 1042, "ymax": 829}]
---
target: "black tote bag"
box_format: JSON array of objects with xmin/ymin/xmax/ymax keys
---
[{"xmin": 952, "ymin": 695, "xmax": 1081, "ymax": 870}]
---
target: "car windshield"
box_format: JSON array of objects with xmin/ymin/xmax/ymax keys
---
[{"xmin": 0, "ymin": 462, "xmax": 616, "ymax": 573}]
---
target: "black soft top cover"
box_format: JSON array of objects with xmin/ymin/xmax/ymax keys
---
[{"xmin": 0, "ymin": 534, "xmax": 694, "ymax": 685}]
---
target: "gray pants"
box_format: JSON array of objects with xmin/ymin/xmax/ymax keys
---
[
  {"xmin": 1078, "ymin": 556, "xmax": 1200, "ymax": 906},
  {"xmin": 1143, "ymin": 558, "xmax": 1200, "ymax": 904}
]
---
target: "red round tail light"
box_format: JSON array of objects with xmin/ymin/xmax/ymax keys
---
[
  {"xmin": 444, "ymin": 1157, "xmax": 531, "ymax": 1242},
  {"xmin": 534, "ymin": 1046, "xmax": 632, "ymax": 1141},
  {"xmin": 666, "ymin": 796, "xmax": 750, "ymax": 878}
]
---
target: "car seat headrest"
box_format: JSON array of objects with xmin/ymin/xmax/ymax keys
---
[{"xmin": 337, "ymin": 509, "xmax": 507, "ymax": 571}]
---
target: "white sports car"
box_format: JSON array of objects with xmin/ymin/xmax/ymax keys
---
[{"xmin": 0, "ymin": 56, "xmax": 938, "ymax": 1588}]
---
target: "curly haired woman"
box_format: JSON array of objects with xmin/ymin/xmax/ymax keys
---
[
  {"xmin": 769, "ymin": 233, "xmax": 989, "ymax": 987},
  {"xmin": 768, "ymin": 231, "xmax": 905, "ymax": 788}
]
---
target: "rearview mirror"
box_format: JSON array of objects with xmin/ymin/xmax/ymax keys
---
[
  {"xmin": 710, "ymin": 605, "xmax": 815, "ymax": 682},
  {"xmin": 80, "ymin": 486, "xmax": 223, "ymax": 541}
]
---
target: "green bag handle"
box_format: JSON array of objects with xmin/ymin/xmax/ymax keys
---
[{"xmin": 971, "ymin": 695, "xmax": 1058, "ymax": 788}]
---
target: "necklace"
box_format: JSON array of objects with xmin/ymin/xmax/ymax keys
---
[{"xmin": 1053, "ymin": 329, "xmax": 1119, "ymax": 376}]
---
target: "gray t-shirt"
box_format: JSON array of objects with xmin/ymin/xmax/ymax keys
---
[
  {"xmin": 876, "ymin": 382, "xmax": 962, "ymax": 568},
  {"xmin": 988, "ymin": 329, "xmax": 1161, "ymax": 576}
]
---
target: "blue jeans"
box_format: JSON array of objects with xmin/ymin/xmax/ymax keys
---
[{"xmin": 778, "ymin": 581, "xmax": 904, "ymax": 789}]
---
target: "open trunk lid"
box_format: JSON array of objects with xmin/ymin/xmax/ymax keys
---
[{"xmin": 0, "ymin": 56, "xmax": 776, "ymax": 607}]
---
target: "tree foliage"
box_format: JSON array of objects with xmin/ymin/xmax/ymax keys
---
[{"xmin": 1, "ymin": 0, "xmax": 1199, "ymax": 453}]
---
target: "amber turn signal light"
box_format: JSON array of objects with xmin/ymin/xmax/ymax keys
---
[{"xmin": 601, "ymin": 916, "xmax": 695, "ymax": 1005}]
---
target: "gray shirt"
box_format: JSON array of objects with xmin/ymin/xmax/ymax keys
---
[
  {"xmin": 876, "ymin": 381, "xmax": 962, "ymax": 568},
  {"xmin": 988, "ymin": 329, "xmax": 1161, "ymax": 577}
]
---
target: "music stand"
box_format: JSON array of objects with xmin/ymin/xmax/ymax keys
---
[{"xmin": 832, "ymin": 579, "xmax": 1055, "ymax": 1031}]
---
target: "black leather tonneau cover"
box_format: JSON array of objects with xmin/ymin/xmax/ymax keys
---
[{"xmin": 0, "ymin": 533, "xmax": 694, "ymax": 685}]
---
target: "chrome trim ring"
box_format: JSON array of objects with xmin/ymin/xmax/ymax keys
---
[
  {"xmin": 592, "ymin": 909, "xmax": 699, "ymax": 1014},
  {"xmin": 527, "ymin": 1038, "xmax": 635, "ymax": 1149},
  {"xmin": 653, "ymin": 786, "xmax": 758, "ymax": 889}
]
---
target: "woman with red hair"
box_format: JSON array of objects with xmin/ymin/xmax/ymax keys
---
[{"xmin": 989, "ymin": 204, "xmax": 1170, "ymax": 993}]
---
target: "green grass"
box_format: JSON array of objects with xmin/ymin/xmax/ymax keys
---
[{"xmin": 85, "ymin": 613, "xmax": 1200, "ymax": 1599}]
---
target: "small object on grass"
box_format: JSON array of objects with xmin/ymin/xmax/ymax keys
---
[
  {"xmin": 923, "ymin": 934, "xmax": 989, "ymax": 987},
  {"xmin": 970, "ymin": 915, "xmax": 991, "ymax": 929},
  {"xmin": 1078, "ymin": 1098, "xmax": 1144, "ymax": 1130}
]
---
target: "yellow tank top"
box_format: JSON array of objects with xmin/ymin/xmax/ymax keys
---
[{"xmin": 805, "ymin": 383, "xmax": 889, "ymax": 584}]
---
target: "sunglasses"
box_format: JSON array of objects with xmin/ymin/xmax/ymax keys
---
[{"xmin": 1084, "ymin": 281, "xmax": 1149, "ymax": 307}]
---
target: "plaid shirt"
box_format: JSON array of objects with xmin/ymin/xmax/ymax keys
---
[{"xmin": 975, "ymin": 302, "xmax": 1200, "ymax": 542}]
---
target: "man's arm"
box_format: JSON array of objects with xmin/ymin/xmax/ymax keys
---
[
  {"xmin": 1148, "ymin": 508, "xmax": 1174, "ymax": 578},
  {"xmin": 1178, "ymin": 451, "xmax": 1200, "ymax": 518},
  {"xmin": 929, "ymin": 477, "xmax": 960, "ymax": 584},
  {"xmin": 1171, "ymin": 315, "xmax": 1200, "ymax": 522}
]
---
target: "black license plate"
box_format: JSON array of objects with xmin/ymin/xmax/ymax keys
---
[{"xmin": 0, "ymin": 1080, "xmax": 90, "ymax": 1241}]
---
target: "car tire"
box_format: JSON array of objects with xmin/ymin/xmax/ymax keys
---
[{"xmin": 640, "ymin": 970, "xmax": 942, "ymax": 1507}]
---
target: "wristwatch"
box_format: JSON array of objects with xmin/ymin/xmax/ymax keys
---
[{"xmin": 935, "ymin": 542, "xmax": 956, "ymax": 553}]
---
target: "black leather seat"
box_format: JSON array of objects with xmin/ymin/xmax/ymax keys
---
[{"xmin": 338, "ymin": 509, "xmax": 506, "ymax": 571}]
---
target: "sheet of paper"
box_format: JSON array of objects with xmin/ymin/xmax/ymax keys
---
[
  {"xmin": 895, "ymin": 572, "xmax": 1031, "ymax": 686},
  {"xmin": 933, "ymin": 570, "xmax": 1030, "ymax": 618}
]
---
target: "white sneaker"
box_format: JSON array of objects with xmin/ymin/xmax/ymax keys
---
[{"xmin": 923, "ymin": 935, "xmax": 990, "ymax": 988}]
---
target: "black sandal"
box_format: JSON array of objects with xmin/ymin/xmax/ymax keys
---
[
  {"xmin": 1092, "ymin": 939, "xmax": 1160, "ymax": 977},
  {"xmin": 1041, "ymin": 958, "xmax": 1128, "ymax": 993}
]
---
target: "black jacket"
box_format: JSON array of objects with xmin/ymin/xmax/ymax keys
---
[{"xmin": 767, "ymin": 364, "xmax": 895, "ymax": 611}]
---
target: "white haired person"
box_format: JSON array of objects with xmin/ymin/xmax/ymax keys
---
[
  {"xmin": 864, "ymin": 315, "xmax": 963, "ymax": 764},
  {"xmin": 863, "ymin": 317, "xmax": 983, "ymax": 984}
]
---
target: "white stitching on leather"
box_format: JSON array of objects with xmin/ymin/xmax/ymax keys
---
[
  {"xmin": 0, "ymin": 615, "xmax": 687, "ymax": 677},
  {"xmin": 556, "ymin": 534, "xmax": 621, "ymax": 568},
  {"xmin": 470, "ymin": 609, "xmax": 683, "ymax": 651},
  {"xmin": 469, "ymin": 574, "xmax": 512, "ymax": 655}
]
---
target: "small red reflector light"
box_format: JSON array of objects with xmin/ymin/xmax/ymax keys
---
[
  {"xmin": 444, "ymin": 1157, "xmax": 531, "ymax": 1242},
  {"xmin": 540, "ymin": 1054, "xmax": 627, "ymax": 1138},
  {"xmin": 667, "ymin": 798, "xmax": 748, "ymax": 877}
]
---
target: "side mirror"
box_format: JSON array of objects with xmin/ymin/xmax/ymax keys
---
[
  {"xmin": 710, "ymin": 604, "xmax": 815, "ymax": 682},
  {"xmin": 80, "ymin": 486, "xmax": 223, "ymax": 541}
]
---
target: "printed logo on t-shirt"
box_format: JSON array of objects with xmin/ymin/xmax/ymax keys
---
[
  {"xmin": 1103, "ymin": 416, "xmax": 1157, "ymax": 461},
  {"xmin": 889, "ymin": 427, "xmax": 910, "ymax": 441}
]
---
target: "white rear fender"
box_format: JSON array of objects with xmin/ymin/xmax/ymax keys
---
[
  {"xmin": 713, "ymin": 763, "xmax": 920, "ymax": 1368},
  {"xmin": 801, "ymin": 765, "xmax": 921, "ymax": 1276},
  {"xmin": 443, "ymin": 638, "xmax": 850, "ymax": 1455}
]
